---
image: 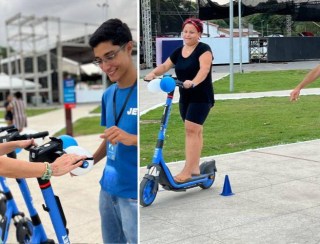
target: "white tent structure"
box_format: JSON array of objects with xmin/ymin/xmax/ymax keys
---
[
  {"xmin": 80, "ymin": 63, "xmax": 102, "ymax": 76},
  {"xmin": 0, "ymin": 72, "xmax": 41, "ymax": 90}
]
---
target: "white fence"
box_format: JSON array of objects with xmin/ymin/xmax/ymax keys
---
[
  {"xmin": 156, "ymin": 37, "xmax": 250, "ymax": 65},
  {"xmin": 76, "ymin": 89, "xmax": 103, "ymax": 103}
]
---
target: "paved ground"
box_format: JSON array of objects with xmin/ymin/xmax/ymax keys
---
[
  {"xmin": 2, "ymin": 59, "xmax": 320, "ymax": 243},
  {"xmin": 140, "ymin": 141, "xmax": 320, "ymax": 244},
  {"xmin": 140, "ymin": 60, "xmax": 320, "ymax": 244}
]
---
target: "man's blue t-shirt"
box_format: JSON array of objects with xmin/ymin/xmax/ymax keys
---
[{"xmin": 100, "ymin": 82, "xmax": 138, "ymax": 199}]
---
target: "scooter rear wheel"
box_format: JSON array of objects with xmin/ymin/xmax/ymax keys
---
[
  {"xmin": 200, "ymin": 173, "xmax": 215, "ymax": 189},
  {"xmin": 140, "ymin": 178, "xmax": 158, "ymax": 207},
  {"xmin": 199, "ymin": 160, "xmax": 216, "ymax": 189}
]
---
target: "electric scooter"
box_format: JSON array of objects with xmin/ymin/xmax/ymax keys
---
[
  {"xmin": 28, "ymin": 136, "xmax": 92, "ymax": 244},
  {"xmin": 140, "ymin": 75, "xmax": 217, "ymax": 207},
  {"xmin": 0, "ymin": 126, "xmax": 53, "ymax": 243}
]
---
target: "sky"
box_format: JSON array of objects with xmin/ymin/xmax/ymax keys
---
[{"xmin": 0, "ymin": 0, "xmax": 137, "ymax": 48}]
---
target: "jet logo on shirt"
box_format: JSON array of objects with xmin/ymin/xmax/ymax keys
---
[{"xmin": 127, "ymin": 107, "xmax": 138, "ymax": 115}]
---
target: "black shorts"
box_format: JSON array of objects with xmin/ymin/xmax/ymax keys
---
[
  {"xmin": 179, "ymin": 102, "xmax": 212, "ymax": 125},
  {"xmin": 5, "ymin": 112, "xmax": 13, "ymax": 121}
]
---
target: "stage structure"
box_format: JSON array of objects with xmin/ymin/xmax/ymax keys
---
[
  {"xmin": 198, "ymin": 0, "xmax": 320, "ymax": 21},
  {"xmin": 4, "ymin": 13, "xmax": 98, "ymax": 105}
]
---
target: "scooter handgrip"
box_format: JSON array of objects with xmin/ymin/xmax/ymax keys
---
[
  {"xmin": 0, "ymin": 125, "xmax": 15, "ymax": 132},
  {"xmin": 175, "ymin": 80, "xmax": 184, "ymax": 88},
  {"xmin": 27, "ymin": 131, "xmax": 49, "ymax": 139}
]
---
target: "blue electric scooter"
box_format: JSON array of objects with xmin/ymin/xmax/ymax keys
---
[
  {"xmin": 28, "ymin": 137, "xmax": 72, "ymax": 244},
  {"xmin": 0, "ymin": 126, "xmax": 53, "ymax": 243},
  {"xmin": 28, "ymin": 136, "xmax": 91, "ymax": 244},
  {"xmin": 140, "ymin": 75, "xmax": 217, "ymax": 207}
]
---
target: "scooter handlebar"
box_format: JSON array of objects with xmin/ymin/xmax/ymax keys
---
[
  {"xmin": 175, "ymin": 80, "xmax": 184, "ymax": 88},
  {"xmin": 144, "ymin": 77, "xmax": 184, "ymax": 92},
  {"xmin": 12, "ymin": 131, "xmax": 49, "ymax": 141},
  {"xmin": 2, "ymin": 131, "xmax": 49, "ymax": 145},
  {"xmin": 0, "ymin": 125, "xmax": 15, "ymax": 133},
  {"xmin": 144, "ymin": 77, "xmax": 183, "ymax": 86},
  {"xmin": 25, "ymin": 131, "xmax": 49, "ymax": 140}
]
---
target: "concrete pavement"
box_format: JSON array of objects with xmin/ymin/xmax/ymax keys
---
[
  {"xmin": 140, "ymin": 140, "xmax": 320, "ymax": 243},
  {"xmin": 140, "ymin": 60, "xmax": 320, "ymax": 244}
]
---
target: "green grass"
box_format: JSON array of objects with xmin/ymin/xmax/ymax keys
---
[
  {"xmin": 26, "ymin": 108, "xmax": 57, "ymax": 117},
  {"xmin": 140, "ymin": 96, "xmax": 320, "ymax": 166},
  {"xmin": 54, "ymin": 105, "xmax": 102, "ymax": 136},
  {"xmin": 90, "ymin": 106, "xmax": 101, "ymax": 114},
  {"xmin": 0, "ymin": 108, "xmax": 56, "ymax": 120},
  {"xmin": 54, "ymin": 116, "xmax": 103, "ymax": 137},
  {"xmin": 214, "ymin": 69, "xmax": 320, "ymax": 93}
]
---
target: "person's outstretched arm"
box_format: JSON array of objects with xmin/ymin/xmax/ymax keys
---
[
  {"xmin": 0, "ymin": 139, "xmax": 34, "ymax": 156},
  {"xmin": 290, "ymin": 65, "xmax": 320, "ymax": 101},
  {"xmin": 0, "ymin": 154, "xmax": 85, "ymax": 179}
]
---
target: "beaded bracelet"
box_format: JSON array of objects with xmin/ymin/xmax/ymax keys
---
[{"xmin": 41, "ymin": 162, "xmax": 52, "ymax": 180}]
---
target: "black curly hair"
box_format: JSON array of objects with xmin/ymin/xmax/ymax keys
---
[{"xmin": 89, "ymin": 18, "xmax": 132, "ymax": 48}]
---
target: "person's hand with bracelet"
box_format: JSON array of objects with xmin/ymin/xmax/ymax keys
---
[{"xmin": 41, "ymin": 154, "xmax": 86, "ymax": 180}]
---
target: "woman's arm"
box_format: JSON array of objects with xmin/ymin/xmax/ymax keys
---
[
  {"xmin": 144, "ymin": 58, "xmax": 174, "ymax": 80},
  {"xmin": 190, "ymin": 51, "xmax": 213, "ymax": 87},
  {"xmin": 0, "ymin": 140, "xmax": 34, "ymax": 156},
  {"xmin": 0, "ymin": 153, "xmax": 85, "ymax": 179},
  {"xmin": 0, "ymin": 156, "xmax": 46, "ymax": 178}
]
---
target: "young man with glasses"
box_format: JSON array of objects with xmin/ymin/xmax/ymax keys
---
[{"xmin": 89, "ymin": 19, "xmax": 137, "ymax": 244}]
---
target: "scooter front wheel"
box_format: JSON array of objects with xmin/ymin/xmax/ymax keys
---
[
  {"xmin": 16, "ymin": 217, "xmax": 32, "ymax": 243},
  {"xmin": 140, "ymin": 178, "xmax": 158, "ymax": 207}
]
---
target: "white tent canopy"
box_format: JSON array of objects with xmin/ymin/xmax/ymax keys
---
[
  {"xmin": 80, "ymin": 63, "xmax": 102, "ymax": 75},
  {"xmin": 0, "ymin": 72, "xmax": 41, "ymax": 90}
]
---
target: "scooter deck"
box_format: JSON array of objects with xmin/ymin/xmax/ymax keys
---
[{"xmin": 174, "ymin": 173, "xmax": 213, "ymax": 184}]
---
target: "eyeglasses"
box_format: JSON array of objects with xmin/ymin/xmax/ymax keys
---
[{"xmin": 93, "ymin": 43, "xmax": 127, "ymax": 66}]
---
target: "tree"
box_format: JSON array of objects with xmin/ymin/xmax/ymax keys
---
[
  {"xmin": 150, "ymin": 0, "xmax": 197, "ymax": 36},
  {"xmin": 244, "ymin": 13, "xmax": 320, "ymax": 37},
  {"xmin": 0, "ymin": 47, "xmax": 8, "ymax": 58}
]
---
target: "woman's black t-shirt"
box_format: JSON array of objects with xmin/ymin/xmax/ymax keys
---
[{"xmin": 170, "ymin": 42, "xmax": 215, "ymax": 105}]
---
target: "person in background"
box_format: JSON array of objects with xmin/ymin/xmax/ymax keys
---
[
  {"xmin": 10, "ymin": 91, "xmax": 27, "ymax": 132},
  {"xmin": 4, "ymin": 92, "xmax": 13, "ymax": 126},
  {"xmin": 145, "ymin": 18, "xmax": 214, "ymax": 183},
  {"xmin": 89, "ymin": 18, "xmax": 138, "ymax": 244}
]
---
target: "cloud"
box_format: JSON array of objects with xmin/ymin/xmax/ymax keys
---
[{"xmin": 0, "ymin": 0, "xmax": 137, "ymax": 47}]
